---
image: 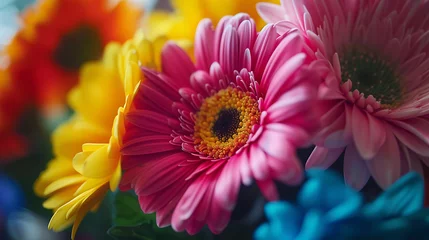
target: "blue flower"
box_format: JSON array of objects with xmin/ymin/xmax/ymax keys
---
[
  {"xmin": 254, "ymin": 170, "xmax": 424, "ymax": 240},
  {"xmin": 0, "ymin": 174, "xmax": 25, "ymax": 219}
]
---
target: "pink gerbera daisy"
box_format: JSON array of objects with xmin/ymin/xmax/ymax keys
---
[
  {"xmin": 119, "ymin": 13, "xmax": 319, "ymax": 234},
  {"xmin": 258, "ymin": 0, "xmax": 429, "ymax": 189}
]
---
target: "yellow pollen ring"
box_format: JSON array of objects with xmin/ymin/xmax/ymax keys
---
[{"xmin": 193, "ymin": 87, "xmax": 260, "ymax": 159}]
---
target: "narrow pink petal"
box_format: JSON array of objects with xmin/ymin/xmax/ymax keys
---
[
  {"xmin": 220, "ymin": 24, "xmax": 239, "ymax": 75},
  {"xmin": 238, "ymin": 150, "xmax": 252, "ymax": 186},
  {"xmin": 121, "ymin": 135, "xmax": 176, "ymax": 156},
  {"xmin": 400, "ymin": 145, "xmax": 424, "ymax": 177},
  {"xmin": 261, "ymin": 33, "xmax": 305, "ymax": 94},
  {"xmin": 256, "ymin": 180, "xmax": 279, "ymax": 201},
  {"xmin": 249, "ymin": 145, "xmax": 270, "ymax": 180},
  {"xmin": 352, "ymin": 106, "xmax": 386, "ymax": 160},
  {"xmin": 256, "ymin": 2, "xmax": 286, "ymax": 24},
  {"xmin": 214, "ymin": 16, "xmax": 232, "ymax": 61},
  {"xmin": 237, "ymin": 20, "xmax": 256, "ymax": 66},
  {"xmin": 265, "ymin": 123, "xmax": 310, "ymax": 147},
  {"xmin": 207, "ymin": 201, "xmax": 231, "ymax": 234},
  {"xmin": 367, "ymin": 126, "xmax": 401, "ymax": 189},
  {"xmin": 137, "ymin": 85, "xmax": 176, "ymax": 114},
  {"xmin": 173, "ymin": 175, "xmax": 210, "ymax": 223},
  {"xmin": 126, "ymin": 110, "xmax": 176, "ymax": 134},
  {"xmin": 156, "ymin": 199, "xmax": 177, "ymax": 227},
  {"xmin": 161, "ymin": 42, "xmax": 195, "ymax": 87},
  {"xmin": 391, "ymin": 118, "xmax": 429, "ymax": 146},
  {"xmin": 274, "ymin": 20, "xmax": 300, "ymax": 34},
  {"xmin": 252, "ymin": 24, "xmax": 278, "ymax": 80},
  {"xmin": 195, "ymin": 19, "xmax": 215, "ymax": 71},
  {"xmin": 264, "ymin": 53, "xmax": 306, "ymax": 105},
  {"xmin": 391, "ymin": 124, "xmax": 429, "ymax": 157},
  {"xmin": 306, "ymin": 146, "xmax": 344, "ymax": 169},
  {"xmin": 267, "ymin": 153, "xmax": 304, "ymax": 185},
  {"xmin": 257, "ymin": 128, "xmax": 295, "ymax": 160},
  {"xmin": 214, "ymin": 158, "xmax": 241, "ymax": 211},
  {"xmin": 266, "ymin": 82, "xmax": 314, "ymax": 122},
  {"xmin": 343, "ymin": 143, "xmax": 370, "ymax": 190}
]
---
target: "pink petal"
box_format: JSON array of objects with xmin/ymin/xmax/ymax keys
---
[
  {"xmin": 256, "ymin": 179, "xmax": 279, "ymax": 201},
  {"xmin": 220, "ymin": 25, "xmax": 239, "ymax": 75},
  {"xmin": 173, "ymin": 175, "xmax": 211, "ymax": 223},
  {"xmin": 249, "ymin": 145, "xmax": 270, "ymax": 180},
  {"xmin": 343, "ymin": 143, "xmax": 370, "ymax": 190},
  {"xmin": 257, "ymin": 128, "xmax": 295, "ymax": 160},
  {"xmin": 121, "ymin": 135, "xmax": 176, "ymax": 156},
  {"xmin": 391, "ymin": 124, "xmax": 429, "ymax": 157},
  {"xmin": 306, "ymin": 146, "xmax": 344, "ymax": 169},
  {"xmin": 274, "ymin": 20, "xmax": 300, "ymax": 34},
  {"xmin": 264, "ymin": 123, "xmax": 311, "ymax": 147},
  {"xmin": 161, "ymin": 42, "xmax": 195, "ymax": 87},
  {"xmin": 207, "ymin": 201, "xmax": 231, "ymax": 234},
  {"xmin": 400, "ymin": 145, "xmax": 424, "ymax": 177},
  {"xmin": 367, "ymin": 126, "xmax": 401, "ymax": 189},
  {"xmin": 267, "ymin": 152, "xmax": 304, "ymax": 185},
  {"xmin": 195, "ymin": 19, "xmax": 215, "ymax": 71},
  {"xmin": 126, "ymin": 110, "xmax": 176, "ymax": 134},
  {"xmin": 352, "ymin": 106, "xmax": 386, "ymax": 160},
  {"xmin": 256, "ymin": 2, "xmax": 285, "ymax": 24},
  {"xmin": 214, "ymin": 158, "xmax": 241, "ymax": 211},
  {"xmin": 265, "ymin": 82, "xmax": 314, "ymax": 122},
  {"xmin": 252, "ymin": 24, "xmax": 278, "ymax": 80},
  {"xmin": 261, "ymin": 31, "xmax": 304, "ymax": 91},
  {"xmin": 391, "ymin": 118, "xmax": 429, "ymax": 147},
  {"xmin": 237, "ymin": 20, "xmax": 256, "ymax": 65}
]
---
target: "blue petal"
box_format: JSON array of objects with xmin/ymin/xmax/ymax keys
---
[
  {"xmin": 265, "ymin": 202, "xmax": 302, "ymax": 238},
  {"xmin": 325, "ymin": 190, "xmax": 363, "ymax": 222},
  {"xmin": 254, "ymin": 224, "xmax": 273, "ymax": 240},
  {"xmin": 299, "ymin": 169, "xmax": 361, "ymax": 218},
  {"xmin": 295, "ymin": 210, "xmax": 325, "ymax": 240},
  {"xmin": 363, "ymin": 172, "xmax": 423, "ymax": 219}
]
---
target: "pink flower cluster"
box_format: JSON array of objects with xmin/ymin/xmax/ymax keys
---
[{"xmin": 119, "ymin": 0, "xmax": 429, "ymax": 235}]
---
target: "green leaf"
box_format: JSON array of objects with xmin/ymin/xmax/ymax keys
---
[
  {"xmin": 108, "ymin": 191, "xmax": 200, "ymax": 240},
  {"xmin": 112, "ymin": 191, "xmax": 154, "ymax": 226}
]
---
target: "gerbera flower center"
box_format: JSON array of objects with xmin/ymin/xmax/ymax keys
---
[
  {"xmin": 194, "ymin": 87, "xmax": 260, "ymax": 159},
  {"xmin": 54, "ymin": 25, "xmax": 103, "ymax": 71},
  {"xmin": 340, "ymin": 47, "xmax": 402, "ymax": 107}
]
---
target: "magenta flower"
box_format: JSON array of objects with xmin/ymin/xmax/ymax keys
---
[
  {"xmin": 119, "ymin": 14, "xmax": 319, "ymax": 235},
  {"xmin": 258, "ymin": 0, "xmax": 429, "ymax": 189}
]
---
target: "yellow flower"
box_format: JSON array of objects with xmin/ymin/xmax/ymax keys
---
[
  {"xmin": 34, "ymin": 31, "xmax": 167, "ymax": 239},
  {"xmin": 146, "ymin": 0, "xmax": 279, "ymax": 41}
]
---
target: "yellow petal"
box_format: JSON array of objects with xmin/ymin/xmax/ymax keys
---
[
  {"xmin": 108, "ymin": 136, "xmax": 120, "ymax": 160},
  {"xmin": 53, "ymin": 117, "xmax": 110, "ymax": 159},
  {"xmin": 82, "ymin": 143, "xmax": 106, "ymax": 152},
  {"xmin": 71, "ymin": 185, "xmax": 108, "ymax": 240},
  {"xmin": 74, "ymin": 177, "xmax": 109, "ymax": 196},
  {"xmin": 42, "ymin": 186, "xmax": 79, "ymax": 209},
  {"xmin": 124, "ymin": 61, "xmax": 140, "ymax": 96},
  {"xmin": 34, "ymin": 157, "xmax": 76, "ymax": 196},
  {"xmin": 82, "ymin": 145, "xmax": 117, "ymax": 178},
  {"xmin": 102, "ymin": 43, "xmax": 121, "ymax": 70},
  {"xmin": 109, "ymin": 162, "xmax": 122, "ymax": 192},
  {"xmin": 72, "ymin": 151, "xmax": 91, "ymax": 175},
  {"xmin": 44, "ymin": 175, "xmax": 86, "ymax": 195}
]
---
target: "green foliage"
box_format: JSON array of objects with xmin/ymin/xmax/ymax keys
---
[{"xmin": 108, "ymin": 191, "xmax": 198, "ymax": 240}]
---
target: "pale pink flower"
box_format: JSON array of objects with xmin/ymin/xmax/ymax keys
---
[
  {"xmin": 258, "ymin": 0, "xmax": 429, "ymax": 190},
  {"xmin": 119, "ymin": 13, "xmax": 319, "ymax": 234}
]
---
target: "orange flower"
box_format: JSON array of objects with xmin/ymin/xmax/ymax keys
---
[
  {"xmin": 0, "ymin": 69, "xmax": 28, "ymax": 162},
  {"xmin": 5, "ymin": 0, "xmax": 142, "ymax": 113}
]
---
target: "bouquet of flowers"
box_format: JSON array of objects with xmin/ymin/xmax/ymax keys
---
[{"xmin": 2, "ymin": 0, "xmax": 429, "ymax": 239}]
